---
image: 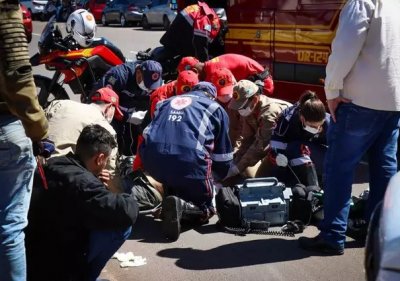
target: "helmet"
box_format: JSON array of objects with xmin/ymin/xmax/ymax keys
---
[{"xmin": 66, "ymin": 9, "xmax": 96, "ymax": 47}]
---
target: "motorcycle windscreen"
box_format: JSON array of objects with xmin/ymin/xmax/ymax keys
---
[{"xmin": 39, "ymin": 15, "xmax": 57, "ymax": 48}]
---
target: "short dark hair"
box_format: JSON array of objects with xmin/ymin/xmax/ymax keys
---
[
  {"xmin": 75, "ymin": 124, "xmax": 117, "ymax": 161},
  {"xmin": 299, "ymin": 90, "xmax": 326, "ymax": 122}
]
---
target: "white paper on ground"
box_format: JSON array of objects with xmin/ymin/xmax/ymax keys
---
[{"xmin": 112, "ymin": 252, "xmax": 147, "ymax": 267}]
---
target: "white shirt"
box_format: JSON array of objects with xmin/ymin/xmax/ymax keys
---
[{"xmin": 324, "ymin": 0, "xmax": 400, "ymax": 111}]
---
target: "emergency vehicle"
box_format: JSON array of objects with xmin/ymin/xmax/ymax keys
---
[{"xmin": 178, "ymin": 0, "xmax": 346, "ymax": 103}]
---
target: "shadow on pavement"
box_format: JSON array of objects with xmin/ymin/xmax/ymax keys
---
[
  {"xmin": 157, "ymin": 239, "xmax": 313, "ymax": 270},
  {"xmin": 131, "ymin": 211, "xmax": 228, "ymax": 243},
  {"xmin": 157, "ymin": 236, "xmax": 365, "ymax": 270}
]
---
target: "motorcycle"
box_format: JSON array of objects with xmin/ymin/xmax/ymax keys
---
[{"xmin": 31, "ymin": 16, "xmax": 126, "ymax": 108}]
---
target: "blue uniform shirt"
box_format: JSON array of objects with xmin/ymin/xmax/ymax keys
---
[{"xmin": 140, "ymin": 91, "xmax": 233, "ymax": 183}]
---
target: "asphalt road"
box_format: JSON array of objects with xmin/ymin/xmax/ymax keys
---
[{"xmin": 29, "ymin": 20, "xmax": 368, "ymax": 281}]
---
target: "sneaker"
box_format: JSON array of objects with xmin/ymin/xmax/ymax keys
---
[
  {"xmin": 298, "ymin": 235, "xmax": 344, "ymax": 255},
  {"xmin": 162, "ymin": 196, "xmax": 182, "ymax": 241}
]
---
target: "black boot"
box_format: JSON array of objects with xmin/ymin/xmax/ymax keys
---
[
  {"xmin": 162, "ymin": 196, "xmax": 183, "ymax": 241},
  {"xmin": 181, "ymin": 201, "xmax": 206, "ymax": 223},
  {"xmin": 290, "ymin": 163, "xmax": 319, "ymax": 187}
]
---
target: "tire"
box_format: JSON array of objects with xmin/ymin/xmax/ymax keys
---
[
  {"xmin": 365, "ymin": 202, "xmax": 382, "ymax": 281},
  {"xmin": 163, "ymin": 15, "xmax": 170, "ymax": 30},
  {"xmin": 142, "ymin": 15, "xmax": 150, "ymax": 30},
  {"xmin": 101, "ymin": 14, "xmax": 108, "ymax": 26},
  {"xmin": 120, "ymin": 14, "xmax": 127, "ymax": 27},
  {"xmin": 34, "ymin": 75, "xmax": 69, "ymax": 109}
]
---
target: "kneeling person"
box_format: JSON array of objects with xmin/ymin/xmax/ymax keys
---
[
  {"xmin": 26, "ymin": 125, "xmax": 139, "ymax": 281},
  {"xmin": 139, "ymin": 82, "xmax": 233, "ymax": 241}
]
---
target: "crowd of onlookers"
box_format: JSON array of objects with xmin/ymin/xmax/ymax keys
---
[{"xmin": 1, "ymin": 0, "xmax": 400, "ymax": 280}]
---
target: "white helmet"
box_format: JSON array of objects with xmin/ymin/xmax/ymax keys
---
[{"xmin": 66, "ymin": 9, "xmax": 96, "ymax": 48}]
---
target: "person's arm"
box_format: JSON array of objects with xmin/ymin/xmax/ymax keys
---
[
  {"xmin": 78, "ymin": 176, "xmax": 139, "ymax": 230},
  {"xmin": 193, "ymin": 18, "xmax": 211, "ymax": 61},
  {"xmin": 235, "ymin": 104, "xmax": 281, "ymax": 172},
  {"xmin": 211, "ymin": 107, "xmax": 234, "ymax": 180},
  {"xmin": 0, "ymin": 9, "xmax": 48, "ymax": 141},
  {"xmin": 324, "ymin": 0, "xmax": 375, "ymax": 100},
  {"xmin": 93, "ymin": 64, "xmax": 128, "ymax": 95},
  {"xmin": 233, "ymin": 118, "xmax": 254, "ymax": 163}
]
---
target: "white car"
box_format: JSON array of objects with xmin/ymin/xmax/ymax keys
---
[
  {"xmin": 25, "ymin": 0, "xmax": 48, "ymax": 19},
  {"xmin": 365, "ymin": 172, "xmax": 400, "ymax": 281},
  {"xmin": 141, "ymin": 0, "xmax": 177, "ymax": 30}
]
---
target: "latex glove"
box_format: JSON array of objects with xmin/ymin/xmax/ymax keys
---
[
  {"xmin": 276, "ymin": 153, "xmax": 288, "ymax": 167},
  {"xmin": 33, "ymin": 138, "xmax": 55, "ymax": 158},
  {"xmin": 223, "ymin": 165, "xmax": 240, "ymax": 181},
  {"xmin": 127, "ymin": 110, "xmax": 147, "ymax": 125}
]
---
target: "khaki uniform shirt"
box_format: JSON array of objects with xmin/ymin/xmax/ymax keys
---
[
  {"xmin": 234, "ymin": 95, "xmax": 292, "ymax": 172},
  {"xmin": 45, "ymin": 100, "xmax": 120, "ymax": 190}
]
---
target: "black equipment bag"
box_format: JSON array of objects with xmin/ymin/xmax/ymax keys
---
[
  {"xmin": 215, "ymin": 186, "xmax": 242, "ymax": 227},
  {"xmin": 290, "ymin": 184, "xmax": 323, "ymax": 225}
]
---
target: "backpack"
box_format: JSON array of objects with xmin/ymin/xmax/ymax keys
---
[
  {"xmin": 215, "ymin": 186, "xmax": 242, "ymax": 227},
  {"xmin": 290, "ymin": 184, "xmax": 323, "ymax": 225}
]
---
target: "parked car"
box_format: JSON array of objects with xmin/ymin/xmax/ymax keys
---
[
  {"xmin": 365, "ymin": 172, "xmax": 400, "ymax": 281},
  {"xmin": 101, "ymin": 0, "xmax": 150, "ymax": 27},
  {"xmin": 21, "ymin": 4, "xmax": 33, "ymax": 43},
  {"xmin": 141, "ymin": 0, "xmax": 177, "ymax": 30},
  {"xmin": 20, "ymin": 0, "xmax": 34, "ymax": 18},
  {"xmin": 31, "ymin": 0, "xmax": 49, "ymax": 19},
  {"xmin": 76, "ymin": 0, "xmax": 106, "ymax": 22}
]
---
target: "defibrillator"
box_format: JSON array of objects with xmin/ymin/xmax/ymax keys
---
[{"xmin": 237, "ymin": 178, "xmax": 292, "ymax": 226}]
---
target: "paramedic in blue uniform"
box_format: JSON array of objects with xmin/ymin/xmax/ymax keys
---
[
  {"xmin": 139, "ymin": 82, "xmax": 233, "ymax": 241},
  {"xmin": 261, "ymin": 90, "xmax": 330, "ymax": 188},
  {"xmin": 93, "ymin": 60, "xmax": 163, "ymax": 155}
]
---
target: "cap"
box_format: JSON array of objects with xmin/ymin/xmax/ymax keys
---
[
  {"xmin": 228, "ymin": 80, "xmax": 260, "ymax": 110},
  {"xmin": 176, "ymin": 70, "xmax": 199, "ymax": 95},
  {"xmin": 192, "ymin": 81, "xmax": 217, "ymax": 99},
  {"xmin": 177, "ymin": 56, "xmax": 200, "ymax": 73},
  {"xmin": 140, "ymin": 60, "xmax": 163, "ymax": 90},
  {"xmin": 91, "ymin": 87, "xmax": 124, "ymax": 120},
  {"xmin": 210, "ymin": 68, "xmax": 236, "ymax": 97}
]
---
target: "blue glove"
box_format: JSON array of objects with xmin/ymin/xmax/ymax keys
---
[{"xmin": 33, "ymin": 138, "xmax": 55, "ymax": 158}]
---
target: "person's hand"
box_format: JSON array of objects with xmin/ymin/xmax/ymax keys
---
[
  {"xmin": 327, "ymin": 97, "xmax": 351, "ymax": 122},
  {"xmin": 98, "ymin": 169, "xmax": 111, "ymax": 187},
  {"xmin": 127, "ymin": 111, "xmax": 147, "ymax": 125},
  {"xmin": 33, "ymin": 138, "xmax": 55, "ymax": 158}
]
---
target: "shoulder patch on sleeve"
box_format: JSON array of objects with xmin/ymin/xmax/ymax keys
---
[
  {"xmin": 107, "ymin": 76, "xmax": 117, "ymax": 86},
  {"xmin": 204, "ymin": 24, "xmax": 211, "ymax": 32}
]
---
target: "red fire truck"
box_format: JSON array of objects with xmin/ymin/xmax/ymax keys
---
[{"xmin": 178, "ymin": 0, "xmax": 346, "ymax": 103}]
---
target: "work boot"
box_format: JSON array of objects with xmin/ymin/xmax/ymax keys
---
[
  {"xmin": 162, "ymin": 196, "xmax": 183, "ymax": 241},
  {"xmin": 291, "ymin": 163, "xmax": 319, "ymax": 187},
  {"xmin": 298, "ymin": 235, "xmax": 344, "ymax": 255},
  {"xmin": 181, "ymin": 201, "xmax": 205, "ymax": 222}
]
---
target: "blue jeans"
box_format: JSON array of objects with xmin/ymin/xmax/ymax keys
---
[
  {"xmin": 320, "ymin": 103, "xmax": 400, "ymax": 248},
  {"xmin": 0, "ymin": 115, "xmax": 36, "ymax": 281},
  {"xmin": 86, "ymin": 226, "xmax": 132, "ymax": 281}
]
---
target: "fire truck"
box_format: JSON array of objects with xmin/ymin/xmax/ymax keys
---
[{"xmin": 178, "ymin": 0, "xmax": 346, "ymax": 103}]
